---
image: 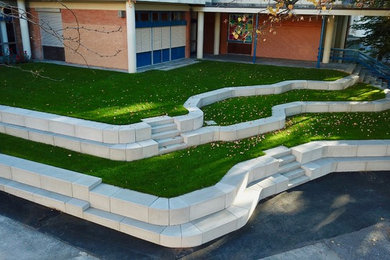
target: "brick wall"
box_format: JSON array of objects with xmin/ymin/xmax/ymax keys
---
[
  {"xmin": 61, "ymin": 9, "xmax": 128, "ymax": 70},
  {"xmin": 28, "ymin": 8, "xmax": 43, "ymax": 60}
]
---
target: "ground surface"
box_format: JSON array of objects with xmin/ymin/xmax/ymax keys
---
[
  {"xmin": 0, "ymin": 61, "xmax": 346, "ymax": 124},
  {"xmin": 1, "ymin": 171, "xmax": 390, "ymax": 259}
]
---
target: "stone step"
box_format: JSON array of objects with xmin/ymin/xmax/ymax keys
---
[
  {"xmin": 151, "ymin": 123, "xmax": 177, "ymax": 134},
  {"xmin": 0, "ymin": 177, "xmax": 89, "ymax": 218},
  {"xmin": 264, "ymin": 146, "xmax": 292, "ymax": 159},
  {"xmin": 288, "ymin": 175, "xmax": 310, "ymax": 188},
  {"xmin": 282, "ymin": 168, "xmax": 305, "ymax": 180},
  {"xmin": 142, "ymin": 116, "xmax": 174, "ymax": 127},
  {"xmin": 278, "ymin": 154, "xmax": 296, "ymax": 166},
  {"xmin": 152, "ymin": 130, "xmax": 180, "ymax": 140},
  {"xmin": 157, "ymin": 136, "xmax": 184, "ymax": 148},
  {"xmin": 353, "ymin": 65, "xmax": 362, "ymax": 75},
  {"xmin": 278, "ymin": 161, "xmax": 301, "ymax": 174},
  {"xmin": 159, "ymin": 143, "xmax": 187, "ymax": 154}
]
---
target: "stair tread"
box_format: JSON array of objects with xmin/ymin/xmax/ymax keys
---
[
  {"xmin": 288, "ymin": 175, "xmax": 310, "ymax": 188},
  {"xmin": 152, "ymin": 130, "xmax": 180, "ymax": 140},
  {"xmin": 278, "ymin": 154, "xmax": 296, "ymax": 165},
  {"xmin": 283, "ymin": 168, "xmax": 305, "ymax": 179},
  {"xmin": 159, "ymin": 143, "xmax": 187, "ymax": 154},
  {"xmin": 278, "ymin": 161, "xmax": 301, "ymax": 173}
]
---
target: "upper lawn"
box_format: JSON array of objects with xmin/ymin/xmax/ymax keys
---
[
  {"xmin": 203, "ymin": 83, "xmax": 385, "ymax": 125},
  {"xmin": 0, "ymin": 61, "xmax": 347, "ymax": 124}
]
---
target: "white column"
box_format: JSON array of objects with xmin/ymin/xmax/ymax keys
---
[
  {"xmin": 338, "ymin": 16, "xmax": 349, "ymax": 48},
  {"xmin": 322, "ymin": 16, "xmax": 335, "ymax": 64},
  {"xmin": 17, "ymin": 0, "xmax": 31, "ymax": 57},
  {"xmin": 126, "ymin": 0, "xmax": 137, "ymax": 73},
  {"xmin": 213, "ymin": 12, "xmax": 220, "ymax": 55},
  {"xmin": 0, "ymin": 20, "xmax": 8, "ymax": 54},
  {"xmin": 197, "ymin": 11, "xmax": 204, "ymax": 59}
]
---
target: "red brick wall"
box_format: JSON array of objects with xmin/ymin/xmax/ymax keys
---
[
  {"xmin": 28, "ymin": 8, "xmax": 43, "ymax": 60},
  {"xmin": 203, "ymin": 12, "xmax": 214, "ymax": 54},
  {"xmin": 255, "ymin": 16, "xmax": 322, "ymax": 61},
  {"xmin": 61, "ymin": 9, "xmax": 128, "ymax": 70}
]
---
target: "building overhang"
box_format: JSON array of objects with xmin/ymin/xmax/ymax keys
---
[{"xmin": 192, "ymin": 6, "xmax": 390, "ymax": 16}]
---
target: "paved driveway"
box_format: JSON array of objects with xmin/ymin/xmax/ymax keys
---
[{"xmin": 1, "ymin": 171, "xmax": 390, "ymax": 259}]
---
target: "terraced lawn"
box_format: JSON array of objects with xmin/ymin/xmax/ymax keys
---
[
  {"xmin": 1, "ymin": 109, "xmax": 389, "ymax": 197},
  {"xmin": 0, "ymin": 61, "xmax": 347, "ymax": 124},
  {"xmin": 203, "ymin": 83, "xmax": 385, "ymax": 125}
]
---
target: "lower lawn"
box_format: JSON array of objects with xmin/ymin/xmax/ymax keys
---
[{"xmin": 0, "ymin": 61, "xmax": 347, "ymax": 124}]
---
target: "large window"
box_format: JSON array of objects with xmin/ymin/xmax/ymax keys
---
[{"xmin": 228, "ymin": 14, "xmax": 253, "ymax": 43}]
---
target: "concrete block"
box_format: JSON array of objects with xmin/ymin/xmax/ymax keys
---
[
  {"xmin": 138, "ymin": 139, "xmax": 159, "ymax": 158},
  {"xmin": 366, "ymin": 159, "xmax": 390, "ymax": 171},
  {"xmin": 169, "ymin": 197, "xmax": 190, "ymax": 225},
  {"xmin": 236, "ymin": 122, "xmax": 259, "ymax": 139},
  {"xmin": 268, "ymin": 173, "xmax": 289, "ymax": 193},
  {"xmin": 118, "ymin": 125, "xmax": 136, "ymax": 144},
  {"xmin": 233, "ymin": 86, "xmax": 257, "ymax": 97},
  {"xmin": 283, "ymin": 102, "xmax": 304, "ymax": 117},
  {"xmin": 182, "ymin": 131, "xmax": 201, "ymax": 146},
  {"xmin": 328, "ymin": 102, "xmax": 351, "ymax": 112},
  {"xmin": 49, "ymin": 116, "xmax": 78, "ymax": 136},
  {"xmin": 109, "ymin": 144, "xmax": 127, "ymax": 161},
  {"xmin": 28, "ymin": 130, "xmax": 54, "ymax": 145},
  {"xmin": 33, "ymin": 189, "xmax": 70, "ymax": 211},
  {"xmin": 272, "ymin": 82, "xmax": 291, "ymax": 94},
  {"xmin": 174, "ymin": 115, "xmax": 194, "ymax": 132},
  {"xmin": 25, "ymin": 116, "xmax": 49, "ymax": 132},
  {"xmin": 0, "ymin": 124, "xmax": 5, "ymax": 133},
  {"xmin": 350, "ymin": 102, "xmax": 376, "ymax": 112},
  {"xmin": 227, "ymin": 205, "xmax": 250, "ymax": 229},
  {"xmin": 255, "ymin": 85, "xmax": 275, "ymax": 95},
  {"xmin": 249, "ymin": 157, "xmax": 280, "ymax": 183},
  {"xmin": 258, "ymin": 117, "xmax": 284, "ymax": 134},
  {"xmin": 220, "ymin": 167, "xmax": 248, "ymax": 196},
  {"xmin": 39, "ymin": 170, "xmax": 76, "ymax": 197},
  {"xmin": 126, "ymin": 143, "xmax": 144, "ymax": 161},
  {"xmin": 1, "ymin": 108, "xmax": 26, "ymax": 126},
  {"xmin": 84, "ymin": 208, "xmax": 124, "ymax": 231},
  {"xmin": 89, "ymin": 184, "xmax": 121, "ymax": 211},
  {"xmin": 11, "ymin": 166, "xmax": 41, "ymax": 188},
  {"xmin": 0, "ymin": 177, "xmax": 11, "ymax": 191},
  {"xmin": 256, "ymin": 177, "xmax": 277, "ymax": 199},
  {"xmin": 3, "ymin": 181, "xmax": 36, "ymax": 202},
  {"xmin": 53, "ymin": 135, "xmax": 81, "ymax": 152},
  {"xmin": 102, "ymin": 125, "xmax": 120, "ymax": 144},
  {"xmin": 192, "ymin": 112, "xmax": 204, "ymax": 130},
  {"xmin": 215, "ymin": 182, "xmax": 237, "ymax": 208},
  {"xmin": 304, "ymin": 102, "xmax": 330, "ymax": 113},
  {"xmin": 323, "ymin": 141, "xmax": 358, "ymax": 157},
  {"xmin": 65, "ymin": 198, "xmax": 90, "ymax": 218},
  {"xmin": 75, "ymin": 121, "xmax": 105, "ymax": 142},
  {"xmin": 336, "ymin": 159, "xmax": 367, "ymax": 172},
  {"xmin": 307, "ymin": 81, "xmax": 330, "ymax": 90},
  {"xmin": 80, "ymin": 142, "xmax": 110, "ymax": 159},
  {"xmin": 110, "ymin": 188, "xmax": 158, "ymax": 223},
  {"xmin": 201, "ymin": 89, "xmax": 233, "ymax": 106},
  {"xmin": 292, "ymin": 142, "xmax": 324, "ymax": 164},
  {"xmin": 160, "ymin": 225, "xmax": 182, "ymax": 248},
  {"xmin": 72, "ymin": 175, "xmax": 102, "ymax": 201},
  {"xmin": 5, "ymin": 125, "xmax": 29, "ymax": 139},
  {"xmin": 219, "ymin": 125, "xmax": 237, "ymax": 141},
  {"xmin": 119, "ymin": 217, "xmax": 165, "ymax": 245},
  {"xmin": 200, "ymin": 127, "xmax": 217, "ymax": 144},
  {"xmin": 357, "ymin": 141, "xmax": 388, "ymax": 156},
  {"xmin": 134, "ymin": 122, "xmax": 152, "ymax": 142},
  {"xmin": 192, "ymin": 209, "xmax": 238, "ymax": 244},
  {"xmin": 181, "ymin": 223, "xmax": 203, "ymax": 247},
  {"xmin": 303, "ymin": 158, "xmax": 336, "ymax": 179},
  {"xmin": 180, "ymin": 186, "xmax": 226, "ymax": 221},
  {"xmin": 0, "ymin": 163, "xmax": 12, "ymax": 179},
  {"xmin": 148, "ymin": 198, "xmax": 169, "ymax": 225}
]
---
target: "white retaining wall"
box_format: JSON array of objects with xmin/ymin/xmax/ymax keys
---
[{"xmin": 0, "ymin": 140, "xmax": 389, "ymax": 247}]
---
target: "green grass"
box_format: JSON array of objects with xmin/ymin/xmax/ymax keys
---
[
  {"xmin": 0, "ymin": 61, "xmax": 347, "ymax": 124},
  {"xmin": 1, "ymin": 110, "xmax": 389, "ymax": 197},
  {"xmin": 203, "ymin": 83, "xmax": 385, "ymax": 125}
]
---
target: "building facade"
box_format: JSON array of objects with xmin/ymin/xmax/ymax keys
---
[{"xmin": 1, "ymin": 0, "xmax": 389, "ymax": 72}]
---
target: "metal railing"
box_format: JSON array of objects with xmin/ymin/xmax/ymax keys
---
[{"xmin": 330, "ymin": 48, "xmax": 390, "ymax": 83}]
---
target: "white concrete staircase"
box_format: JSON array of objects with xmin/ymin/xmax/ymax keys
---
[
  {"xmin": 353, "ymin": 65, "xmax": 389, "ymax": 89},
  {"xmin": 270, "ymin": 148, "xmax": 310, "ymax": 189},
  {"xmin": 142, "ymin": 116, "xmax": 187, "ymax": 154}
]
